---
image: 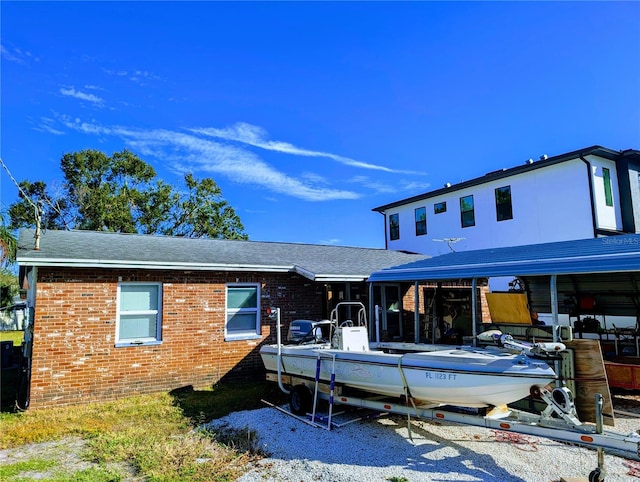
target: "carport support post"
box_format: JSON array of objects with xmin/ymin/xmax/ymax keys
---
[
  {"xmin": 414, "ymin": 281, "xmax": 420, "ymax": 344},
  {"xmin": 550, "ymin": 274, "xmax": 562, "ymax": 387},
  {"xmin": 471, "ymin": 278, "xmax": 478, "ymax": 346},
  {"xmin": 550, "ymin": 275, "xmax": 559, "ymax": 342}
]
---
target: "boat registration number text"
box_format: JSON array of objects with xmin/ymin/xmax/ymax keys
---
[{"xmin": 426, "ymin": 371, "xmax": 457, "ymax": 381}]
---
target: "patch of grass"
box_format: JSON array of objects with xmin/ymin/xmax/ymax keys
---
[
  {"xmin": 0, "ymin": 458, "xmax": 56, "ymax": 479},
  {"xmin": 170, "ymin": 381, "xmax": 285, "ymax": 423},
  {"xmin": 0, "ymin": 458, "xmax": 123, "ymax": 481},
  {"xmin": 0, "ymin": 382, "xmax": 280, "ymax": 482},
  {"xmin": 63, "ymin": 466, "xmax": 122, "ymax": 482}
]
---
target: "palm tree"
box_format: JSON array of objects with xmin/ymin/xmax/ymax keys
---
[{"xmin": 0, "ymin": 215, "xmax": 17, "ymax": 267}]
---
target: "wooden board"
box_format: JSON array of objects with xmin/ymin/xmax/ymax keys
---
[
  {"xmin": 604, "ymin": 357, "xmax": 640, "ymax": 390},
  {"xmin": 565, "ymin": 339, "xmax": 615, "ymax": 426},
  {"xmin": 485, "ymin": 292, "xmax": 531, "ymax": 324}
]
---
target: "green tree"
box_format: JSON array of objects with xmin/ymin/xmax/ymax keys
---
[
  {"xmin": 0, "ymin": 214, "xmax": 18, "ymax": 308},
  {"xmin": 0, "ymin": 225, "xmax": 17, "ymax": 267},
  {"xmin": 8, "ymin": 149, "xmax": 248, "ymax": 240}
]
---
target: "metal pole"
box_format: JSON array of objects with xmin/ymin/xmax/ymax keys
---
[
  {"xmin": 550, "ymin": 275, "xmax": 559, "ymax": 343},
  {"xmin": 275, "ymin": 308, "xmax": 290, "ymax": 395},
  {"xmin": 471, "ymin": 278, "xmax": 478, "ymax": 346},
  {"xmin": 414, "ymin": 281, "xmax": 420, "ymax": 343}
]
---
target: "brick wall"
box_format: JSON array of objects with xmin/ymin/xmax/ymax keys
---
[{"xmin": 29, "ymin": 267, "xmax": 324, "ymax": 408}]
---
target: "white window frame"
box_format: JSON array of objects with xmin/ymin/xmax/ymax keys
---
[
  {"xmin": 115, "ymin": 282, "xmax": 163, "ymax": 347},
  {"xmin": 225, "ymin": 283, "xmax": 261, "ymax": 341}
]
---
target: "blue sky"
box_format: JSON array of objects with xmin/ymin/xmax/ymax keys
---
[{"xmin": 2, "ymin": 1, "xmax": 639, "ymax": 248}]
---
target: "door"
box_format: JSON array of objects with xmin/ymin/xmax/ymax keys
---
[{"xmin": 373, "ymin": 284, "xmax": 402, "ymax": 341}]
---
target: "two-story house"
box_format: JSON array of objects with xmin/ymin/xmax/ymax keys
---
[
  {"xmin": 373, "ymin": 146, "xmax": 640, "ymax": 257},
  {"xmin": 370, "ymin": 146, "xmax": 640, "ymax": 340}
]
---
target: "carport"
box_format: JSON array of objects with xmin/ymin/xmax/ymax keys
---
[
  {"xmin": 368, "ymin": 234, "xmax": 640, "ymax": 420},
  {"xmin": 368, "ymin": 234, "xmax": 640, "ymax": 343}
]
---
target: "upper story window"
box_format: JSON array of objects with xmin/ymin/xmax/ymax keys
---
[
  {"xmin": 460, "ymin": 195, "xmax": 475, "ymax": 228},
  {"xmin": 389, "ymin": 213, "xmax": 400, "ymax": 240},
  {"xmin": 495, "ymin": 185, "xmax": 513, "ymax": 221},
  {"xmin": 603, "ymin": 167, "xmax": 613, "ymax": 207},
  {"xmin": 116, "ymin": 282, "xmax": 162, "ymax": 346},
  {"xmin": 415, "ymin": 207, "xmax": 427, "ymax": 236},
  {"xmin": 434, "ymin": 202, "xmax": 446, "ymax": 214},
  {"xmin": 226, "ymin": 284, "xmax": 261, "ymax": 340}
]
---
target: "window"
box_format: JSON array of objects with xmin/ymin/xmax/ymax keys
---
[
  {"xmin": 434, "ymin": 202, "xmax": 446, "ymax": 214},
  {"xmin": 460, "ymin": 195, "xmax": 475, "ymax": 228},
  {"xmin": 116, "ymin": 283, "xmax": 162, "ymax": 345},
  {"xmin": 415, "ymin": 207, "xmax": 426, "ymax": 236},
  {"xmin": 603, "ymin": 167, "xmax": 613, "ymax": 207},
  {"xmin": 389, "ymin": 213, "xmax": 400, "ymax": 241},
  {"xmin": 495, "ymin": 185, "xmax": 513, "ymax": 221},
  {"xmin": 226, "ymin": 284, "xmax": 260, "ymax": 339}
]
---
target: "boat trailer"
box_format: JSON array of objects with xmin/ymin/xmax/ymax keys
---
[{"xmin": 265, "ymin": 371, "xmax": 640, "ymax": 482}]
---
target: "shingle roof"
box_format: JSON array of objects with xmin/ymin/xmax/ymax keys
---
[
  {"xmin": 368, "ymin": 234, "xmax": 640, "ymax": 281},
  {"xmin": 17, "ymin": 229, "xmax": 429, "ymax": 282}
]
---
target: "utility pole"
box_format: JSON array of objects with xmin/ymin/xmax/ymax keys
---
[{"xmin": 0, "ymin": 157, "xmax": 42, "ymax": 250}]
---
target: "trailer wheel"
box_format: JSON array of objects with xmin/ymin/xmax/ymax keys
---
[
  {"xmin": 588, "ymin": 467, "xmax": 603, "ymax": 482},
  {"xmin": 290, "ymin": 385, "xmax": 312, "ymax": 416}
]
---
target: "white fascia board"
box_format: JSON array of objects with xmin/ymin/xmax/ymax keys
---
[
  {"xmin": 16, "ymin": 257, "xmax": 294, "ymax": 273},
  {"xmin": 292, "ymin": 265, "xmax": 367, "ymax": 282},
  {"xmin": 315, "ymin": 275, "xmax": 369, "ymax": 282}
]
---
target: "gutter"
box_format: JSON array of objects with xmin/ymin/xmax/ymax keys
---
[
  {"xmin": 579, "ymin": 154, "xmax": 599, "ymax": 238},
  {"xmin": 15, "ymin": 258, "xmax": 296, "ymax": 273}
]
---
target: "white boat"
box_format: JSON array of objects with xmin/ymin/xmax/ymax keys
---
[{"xmin": 260, "ymin": 302, "xmax": 563, "ymax": 410}]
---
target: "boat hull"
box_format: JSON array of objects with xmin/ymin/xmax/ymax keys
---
[{"xmin": 260, "ymin": 344, "xmax": 557, "ymax": 408}]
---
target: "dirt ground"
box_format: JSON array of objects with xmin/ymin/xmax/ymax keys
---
[
  {"xmin": 611, "ymin": 391, "xmax": 640, "ymax": 415},
  {"xmin": 1, "ymin": 393, "xmax": 638, "ymax": 481}
]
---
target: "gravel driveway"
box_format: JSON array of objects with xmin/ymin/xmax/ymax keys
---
[{"xmin": 206, "ymin": 397, "xmax": 640, "ymax": 482}]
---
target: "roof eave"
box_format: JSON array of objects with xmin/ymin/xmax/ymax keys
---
[
  {"xmin": 292, "ymin": 265, "xmax": 367, "ymax": 282},
  {"xmin": 17, "ymin": 258, "xmax": 295, "ymax": 273}
]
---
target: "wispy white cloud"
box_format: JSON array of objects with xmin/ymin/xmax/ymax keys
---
[
  {"xmin": 399, "ymin": 180, "xmax": 431, "ymax": 193},
  {"xmin": 1, "ymin": 44, "xmax": 39, "ymax": 64},
  {"xmin": 34, "ymin": 117, "xmax": 65, "ymax": 135},
  {"xmin": 60, "ymin": 87, "xmax": 104, "ymax": 107},
  {"xmin": 319, "ymin": 238, "xmax": 343, "ymax": 245},
  {"xmin": 102, "ymin": 68, "xmax": 162, "ymax": 85},
  {"xmin": 348, "ymin": 175, "xmax": 431, "ymax": 196},
  {"xmin": 55, "ymin": 116, "xmax": 360, "ymax": 202},
  {"xmin": 190, "ymin": 122, "xmax": 421, "ymax": 175}
]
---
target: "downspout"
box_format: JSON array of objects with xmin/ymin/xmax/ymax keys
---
[
  {"xmin": 376, "ymin": 211, "xmax": 389, "ymax": 250},
  {"xmin": 579, "ymin": 155, "xmax": 598, "ymax": 238},
  {"xmin": 17, "ymin": 267, "xmax": 36, "ymax": 409}
]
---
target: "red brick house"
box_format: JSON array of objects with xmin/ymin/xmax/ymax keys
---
[{"xmin": 16, "ymin": 229, "xmax": 427, "ymax": 409}]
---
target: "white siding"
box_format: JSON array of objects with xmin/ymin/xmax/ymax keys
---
[{"xmin": 385, "ymin": 158, "xmax": 597, "ymax": 256}]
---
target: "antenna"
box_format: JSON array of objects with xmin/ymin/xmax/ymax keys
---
[
  {"xmin": 0, "ymin": 157, "xmax": 42, "ymax": 250},
  {"xmin": 432, "ymin": 237, "xmax": 465, "ymax": 252}
]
